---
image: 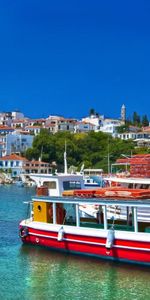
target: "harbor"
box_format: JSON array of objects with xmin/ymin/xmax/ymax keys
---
[
  {"xmin": 1, "ymin": 184, "xmax": 150, "ymax": 300},
  {"xmin": 0, "ymin": 1, "xmax": 150, "ymax": 298}
]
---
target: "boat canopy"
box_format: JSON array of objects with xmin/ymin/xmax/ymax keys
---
[{"xmin": 32, "ymin": 195, "xmax": 150, "ymax": 208}]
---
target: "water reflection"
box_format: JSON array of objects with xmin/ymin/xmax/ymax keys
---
[{"xmin": 19, "ymin": 245, "xmax": 150, "ymax": 300}]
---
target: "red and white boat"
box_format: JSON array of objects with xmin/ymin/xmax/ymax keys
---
[{"xmin": 19, "ymin": 185, "xmax": 150, "ymax": 266}]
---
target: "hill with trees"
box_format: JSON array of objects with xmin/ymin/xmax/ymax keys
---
[{"xmin": 25, "ymin": 129, "xmax": 146, "ymax": 172}]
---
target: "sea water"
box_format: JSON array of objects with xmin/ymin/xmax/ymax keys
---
[{"xmin": 0, "ymin": 185, "xmax": 150, "ymax": 300}]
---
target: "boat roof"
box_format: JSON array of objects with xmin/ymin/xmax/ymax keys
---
[
  {"xmin": 104, "ymin": 176, "xmax": 150, "ymax": 185},
  {"xmin": 29, "ymin": 173, "xmax": 83, "ymax": 180},
  {"xmin": 32, "ymin": 195, "xmax": 150, "ymax": 208}
]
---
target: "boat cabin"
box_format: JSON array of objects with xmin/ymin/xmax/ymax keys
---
[
  {"xmin": 30, "ymin": 193, "xmax": 150, "ymax": 234},
  {"xmin": 29, "ymin": 173, "xmax": 85, "ymax": 196}
]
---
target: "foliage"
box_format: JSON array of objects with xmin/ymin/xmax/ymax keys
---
[
  {"xmin": 25, "ymin": 130, "xmax": 137, "ymax": 172},
  {"xmin": 133, "ymin": 111, "xmax": 141, "ymax": 126},
  {"xmin": 141, "ymin": 115, "xmax": 149, "ymax": 127},
  {"xmin": 33, "ymin": 122, "xmax": 42, "ymax": 126},
  {"xmin": 116, "ymin": 124, "xmax": 130, "ymax": 133},
  {"xmin": 117, "ymin": 112, "xmax": 149, "ymax": 133},
  {"xmin": 89, "ymin": 108, "xmax": 99, "ymax": 117},
  {"xmin": 132, "ymin": 112, "xmax": 149, "ymax": 127},
  {"xmin": 89, "ymin": 108, "xmax": 95, "ymax": 116}
]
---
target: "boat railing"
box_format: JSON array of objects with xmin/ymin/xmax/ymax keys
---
[{"xmin": 31, "ymin": 195, "xmax": 150, "ymax": 234}]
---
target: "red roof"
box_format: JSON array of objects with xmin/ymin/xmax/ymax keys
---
[
  {"xmin": 25, "ymin": 125, "xmax": 42, "ymax": 129},
  {"xmin": 0, "ymin": 154, "xmax": 28, "ymax": 161},
  {"xmin": 0, "ymin": 125, "xmax": 14, "ymax": 130},
  {"xmin": 30, "ymin": 160, "xmax": 50, "ymax": 165}
]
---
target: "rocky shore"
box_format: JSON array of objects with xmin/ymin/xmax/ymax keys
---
[{"xmin": 0, "ymin": 173, "xmax": 13, "ymax": 184}]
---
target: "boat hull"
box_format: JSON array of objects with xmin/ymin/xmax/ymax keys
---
[{"xmin": 19, "ymin": 223, "xmax": 150, "ymax": 266}]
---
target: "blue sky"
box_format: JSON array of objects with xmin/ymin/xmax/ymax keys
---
[{"xmin": 0, "ymin": 0, "xmax": 150, "ymax": 120}]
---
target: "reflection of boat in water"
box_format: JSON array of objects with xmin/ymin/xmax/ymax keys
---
[{"xmin": 19, "ymin": 186, "xmax": 150, "ymax": 266}]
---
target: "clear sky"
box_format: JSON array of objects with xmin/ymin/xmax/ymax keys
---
[{"xmin": 0, "ymin": 0, "xmax": 150, "ymax": 120}]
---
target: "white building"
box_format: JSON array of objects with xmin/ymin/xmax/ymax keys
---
[
  {"xmin": 0, "ymin": 154, "xmax": 51, "ymax": 177},
  {"xmin": 82, "ymin": 113, "xmax": 124, "ymax": 135},
  {"xmin": 46, "ymin": 116, "xmax": 76, "ymax": 133},
  {"xmin": 82, "ymin": 114, "xmax": 103, "ymax": 131},
  {"xmin": 11, "ymin": 111, "xmax": 25, "ymax": 119},
  {"xmin": 0, "ymin": 132, "xmax": 33, "ymax": 157},
  {"xmin": 0, "ymin": 111, "xmax": 25, "ymax": 127},
  {"xmin": 25, "ymin": 125, "xmax": 42, "ymax": 136},
  {"xmin": 99, "ymin": 118, "xmax": 124, "ymax": 135},
  {"xmin": 0, "ymin": 154, "xmax": 27, "ymax": 177},
  {"xmin": 74, "ymin": 121, "xmax": 95, "ymax": 133},
  {"xmin": 0, "ymin": 112, "xmax": 12, "ymax": 126},
  {"xmin": 121, "ymin": 104, "xmax": 126, "ymax": 121},
  {"xmin": 115, "ymin": 132, "xmax": 137, "ymax": 140}
]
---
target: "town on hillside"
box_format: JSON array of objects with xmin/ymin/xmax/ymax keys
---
[{"xmin": 0, "ymin": 105, "xmax": 149, "ymax": 183}]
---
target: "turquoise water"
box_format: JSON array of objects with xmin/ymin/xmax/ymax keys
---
[{"xmin": 0, "ymin": 185, "xmax": 150, "ymax": 300}]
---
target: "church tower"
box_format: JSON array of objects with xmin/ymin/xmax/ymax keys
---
[{"xmin": 121, "ymin": 104, "xmax": 126, "ymax": 122}]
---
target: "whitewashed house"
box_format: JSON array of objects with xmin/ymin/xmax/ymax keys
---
[
  {"xmin": 0, "ymin": 154, "xmax": 27, "ymax": 177},
  {"xmin": 0, "ymin": 154, "xmax": 51, "ymax": 178},
  {"xmin": 0, "ymin": 132, "xmax": 33, "ymax": 157}
]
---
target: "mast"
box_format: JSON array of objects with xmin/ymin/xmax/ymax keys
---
[{"xmin": 64, "ymin": 140, "xmax": 68, "ymax": 174}]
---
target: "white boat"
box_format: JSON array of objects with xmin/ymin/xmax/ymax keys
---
[
  {"xmin": 101, "ymin": 175, "xmax": 150, "ymax": 222},
  {"xmin": 104, "ymin": 175, "xmax": 150, "ymax": 189},
  {"xmin": 83, "ymin": 176, "xmax": 100, "ymax": 188},
  {"xmin": 29, "ymin": 172, "xmax": 85, "ymax": 196},
  {"xmin": 27, "ymin": 148, "xmax": 85, "ymax": 196}
]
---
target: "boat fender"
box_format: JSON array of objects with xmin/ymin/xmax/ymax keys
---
[
  {"xmin": 105, "ymin": 228, "xmax": 115, "ymax": 255},
  {"xmin": 57, "ymin": 226, "xmax": 64, "ymax": 241},
  {"xmin": 19, "ymin": 226, "xmax": 29, "ymax": 238}
]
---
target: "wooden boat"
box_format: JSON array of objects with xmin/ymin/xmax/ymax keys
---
[{"xmin": 19, "ymin": 186, "xmax": 150, "ymax": 266}]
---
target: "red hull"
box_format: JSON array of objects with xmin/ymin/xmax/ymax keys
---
[{"xmin": 20, "ymin": 226, "xmax": 150, "ymax": 265}]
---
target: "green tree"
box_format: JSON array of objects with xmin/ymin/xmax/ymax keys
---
[
  {"xmin": 142, "ymin": 115, "xmax": 149, "ymax": 127},
  {"xmin": 89, "ymin": 108, "xmax": 95, "ymax": 116},
  {"xmin": 133, "ymin": 112, "xmax": 141, "ymax": 126},
  {"xmin": 116, "ymin": 124, "xmax": 129, "ymax": 133},
  {"xmin": 25, "ymin": 130, "xmax": 136, "ymax": 172}
]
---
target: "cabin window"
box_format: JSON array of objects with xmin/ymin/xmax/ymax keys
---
[
  {"xmin": 63, "ymin": 181, "xmax": 81, "ymax": 190},
  {"xmin": 37, "ymin": 205, "xmax": 42, "ymax": 212},
  {"xmin": 43, "ymin": 181, "xmax": 56, "ymax": 189}
]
